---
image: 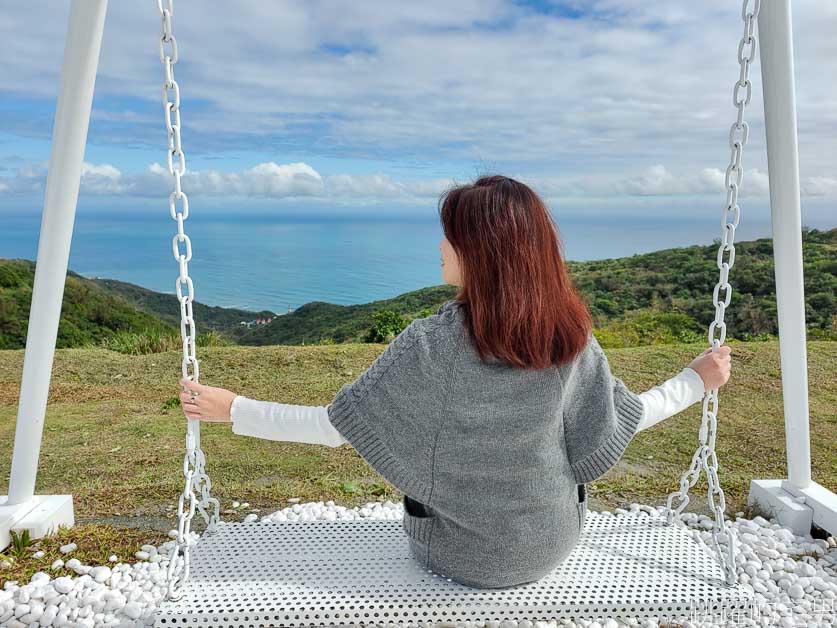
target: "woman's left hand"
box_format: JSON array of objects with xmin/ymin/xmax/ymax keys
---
[{"xmin": 179, "ymin": 378, "xmax": 237, "ymax": 423}]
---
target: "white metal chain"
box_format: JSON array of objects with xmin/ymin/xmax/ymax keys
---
[
  {"xmin": 663, "ymin": 0, "xmax": 761, "ymax": 588},
  {"xmin": 156, "ymin": 0, "xmax": 221, "ymax": 602}
]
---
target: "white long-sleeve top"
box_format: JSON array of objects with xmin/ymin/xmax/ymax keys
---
[{"xmin": 230, "ymin": 367, "xmax": 706, "ymax": 446}]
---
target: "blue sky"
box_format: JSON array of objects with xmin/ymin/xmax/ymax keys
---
[{"xmin": 0, "ymin": 0, "xmax": 835, "ymax": 224}]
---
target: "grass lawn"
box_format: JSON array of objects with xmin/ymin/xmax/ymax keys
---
[{"xmin": 0, "ymin": 340, "xmax": 835, "ymax": 585}]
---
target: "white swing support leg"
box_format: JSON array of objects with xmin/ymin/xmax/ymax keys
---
[
  {"xmin": 0, "ymin": 0, "xmax": 109, "ymax": 551},
  {"xmin": 747, "ymin": 0, "xmax": 837, "ymax": 536}
]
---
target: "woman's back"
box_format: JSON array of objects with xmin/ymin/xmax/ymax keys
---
[
  {"xmin": 430, "ymin": 302, "xmax": 581, "ymax": 587},
  {"xmin": 327, "ymin": 299, "xmax": 644, "ymax": 589}
]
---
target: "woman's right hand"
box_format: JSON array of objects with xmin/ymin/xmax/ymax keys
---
[{"xmin": 687, "ymin": 345, "xmax": 732, "ymax": 392}]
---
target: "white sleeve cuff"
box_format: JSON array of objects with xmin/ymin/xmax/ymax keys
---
[
  {"xmin": 636, "ymin": 367, "xmax": 706, "ymax": 432},
  {"xmin": 680, "ymin": 367, "xmax": 707, "ymax": 404},
  {"xmin": 230, "ymin": 395, "xmax": 348, "ymax": 447}
]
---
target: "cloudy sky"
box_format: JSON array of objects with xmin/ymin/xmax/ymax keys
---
[{"xmin": 1, "ymin": 0, "xmax": 835, "ymax": 224}]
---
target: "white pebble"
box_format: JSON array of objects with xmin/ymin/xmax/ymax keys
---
[
  {"xmin": 59, "ymin": 543, "xmax": 77, "ymax": 554},
  {"xmin": 89, "ymin": 566, "xmax": 111, "ymax": 583},
  {"xmin": 64, "ymin": 558, "xmax": 84, "ymax": 574},
  {"xmin": 30, "ymin": 570, "xmax": 50, "ymax": 584},
  {"xmin": 797, "ymin": 562, "xmax": 816, "ymax": 577},
  {"xmin": 757, "ymin": 546, "xmax": 781, "ymax": 560},
  {"xmin": 788, "ymin": 583, "xmax": 805, "ymax": 599},
  {"xmin": 123, "ymin": 601, "xmax": 142, "ymax": 619}
]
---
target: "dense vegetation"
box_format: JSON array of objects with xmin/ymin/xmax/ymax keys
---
[
  {"xmin": 91, "ymin": 278, "xmax": 276, "ymax": 332},
  {"xmin": 571, "ymin": 227, "xmax": 835, "ymax": 341},
  {"xmin": 0, "ymin": 260, "xmax": 174, "ymax": 350},
  {"xmin": 1, "ymin": 227, "xmax": 834, "ymax": 351},
  {"xmin": 230, "ymin": 285, "xmax": 457, "ymax": 345}
]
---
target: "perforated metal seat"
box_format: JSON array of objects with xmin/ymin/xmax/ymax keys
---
[{"xmin": 154, "ymin": 511, "xmax": 754, "ymax": 627}]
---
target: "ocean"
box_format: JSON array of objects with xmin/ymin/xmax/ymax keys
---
[{"xmin": 2, "ymin": 210, "xmax": 791, "ymax": 313}]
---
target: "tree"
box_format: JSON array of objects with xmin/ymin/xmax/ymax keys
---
[{"xmin": 365, "ymin": 310, "xmax": 407, "ymax": 343}]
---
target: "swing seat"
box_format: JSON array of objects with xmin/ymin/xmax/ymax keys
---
[{"xmin": 154, "ymin": 511, "xmax": 754, "ymax": 627}]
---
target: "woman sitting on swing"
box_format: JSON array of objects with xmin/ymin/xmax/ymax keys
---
[{"xmin": 179, "ymin": 174, "xmax": 732, "ymax": 589}]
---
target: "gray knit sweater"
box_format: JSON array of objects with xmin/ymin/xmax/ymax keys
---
[{"xmin": 326, "ymin": 299, "xmax": 645, "ymax": 589}]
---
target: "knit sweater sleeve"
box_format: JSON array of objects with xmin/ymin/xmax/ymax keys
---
[
  {"xmin": 561, "ymin": 332, "xmax": 645, "ymax": 484},
  {"xmin": 326, "ymin": 316, "xmax": 449, "ymax": 503}
]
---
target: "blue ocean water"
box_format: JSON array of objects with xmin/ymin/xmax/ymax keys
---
[{"xmin": 2, "ymin": 210, "xmax": 784, "ymax": 313}]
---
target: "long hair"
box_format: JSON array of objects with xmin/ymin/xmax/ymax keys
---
[{"xmin": 438, "ymin": 175, "xmax": 593, "ymax": 369}]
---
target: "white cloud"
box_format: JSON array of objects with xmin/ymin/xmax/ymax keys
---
[
  {"xmin": 618, "ymin": 164, "xmax": 684, "ymax": 196},
  {"xmin": 0, "ymin": 0, "xmax": 834, "ymax": 187},
  {"xmin": 803, "ymin": 176, "xmax": 837, "ymax": 197},
  {"xmin": 3, "ymin": 160, "xmax": 836, "ymax": 203},
  {"xmin": 0, "ymin": 161, "xmax": 451, "ymax": 202},
  {"xmin": 79, "ymin": 162, "xmax": 128, "ymax": 194},
  {"xmin": 324, "ymin": 173, "xmax": 453, "ymax": 200},
  {"xmin": 326, "ymin": 173, "xmax": 404, "ymax": 198},
  {"xmin": 177, "ymin": 162, "xmax": 325, "ymax": 197},
  {"xmin": 526, "ymin": 165, "xmax": 784, "ymax": 199}
]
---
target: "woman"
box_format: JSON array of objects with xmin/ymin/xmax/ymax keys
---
[{"xmin": 179, "ymin": 175, "xmax": 732, "ymax": 589}]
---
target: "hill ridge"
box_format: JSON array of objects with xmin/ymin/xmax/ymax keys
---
[{"xmin": 0, "ymin": 226, "xmax": 834, "ymax": 349}]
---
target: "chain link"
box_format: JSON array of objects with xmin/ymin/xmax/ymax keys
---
[
  {"xmin": 663, "ymin": 0, "xmax": 760, "ymax": 588},
  {"xmin": 156, "ymin": 0, "xmax": 220, "ymax": 602}
]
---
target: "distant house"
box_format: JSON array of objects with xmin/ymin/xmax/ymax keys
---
[{"xmin": 239, "ymin": 315, "xmax": 275, "ymax": 328}]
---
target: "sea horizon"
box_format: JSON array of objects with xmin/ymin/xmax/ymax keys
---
[{"xmin": 3, "ymin": 209, "xmax": 833, "ymax": 314}]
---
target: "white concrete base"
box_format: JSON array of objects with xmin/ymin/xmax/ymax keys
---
[
  {"xmin": 748, "ymin": 479, "xmax": 837, "ymax": 536},
  {"xmin": 0, "ymin": 494, "xmax": 74, "ymax": 551},
  {"xmin": 780, "ymin": 479, "xmax": 837, "ymax": 535}
]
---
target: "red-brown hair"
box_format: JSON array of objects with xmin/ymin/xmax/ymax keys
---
[{"xmin": 438, "ymin": 175, "xmax": 593, "ymax": 369}]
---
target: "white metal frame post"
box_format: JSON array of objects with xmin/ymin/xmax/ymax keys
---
[
  {"xmin": 0, "ymin": 0, "xmax": 109, "ymax": 550},
  {"xmin": 748, "ymin": 0, "xmax": 837, "ymax": 535}
]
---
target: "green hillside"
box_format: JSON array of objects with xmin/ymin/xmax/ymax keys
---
[
  {"xmin": 91, "ymin": 277, "xmax": 276, "ymax": 332},
  {"xmin": 230, "ymin": 284, "xmax": 458, "ymax": 345},
  {"xmin": 561, "ymin": 226, "xmax": 836, "ymax": 346},
  {"xmin": 0, "ymin": 260, "xmax": 174, "ymax": 350},
  {"xmin": 569, "ymin": 226, "xmax": 834, "ymax": 324}
]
